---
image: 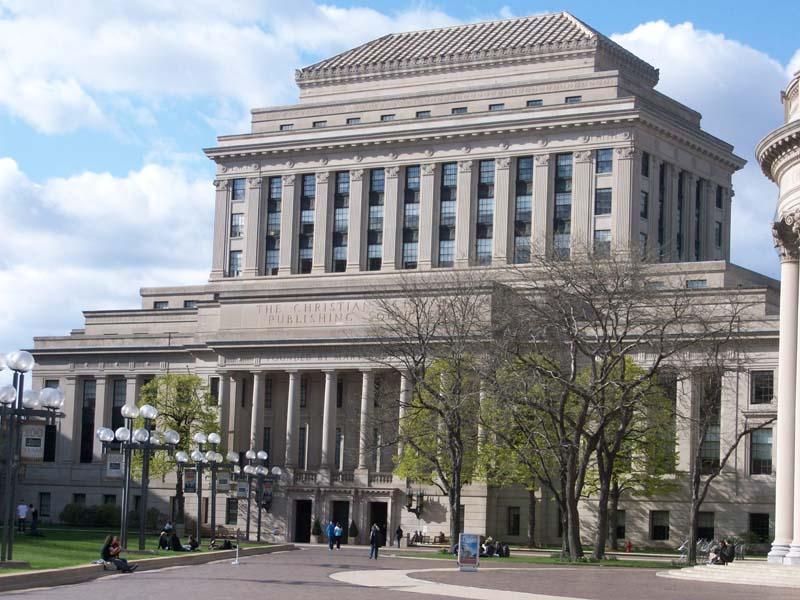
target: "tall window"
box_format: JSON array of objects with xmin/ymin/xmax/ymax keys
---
[
  {"xmin": 264, "ymin": 377, "xmax": 273, "ymax": 409},
  {"xmin": 300, "ymin": 377, "xmax": 308, "ymax": 408},
  {"xmin": 594, "ymin": 188, "xmax": 612, "ymax": 215},
  {"xmin": 507, "ymin": 506, "xmax": 520, "ymax": 536},
  {"xmin": 475, "ymin": 159, "xmax": 495, "ymax": 265},
  {"xmin": 402, "ymin": 165, "xmax": 420, "ymax": 269},
  {"xmin": 332, "ymin": 172, "xmax": 350, "ymax": 272},
  {"xmin": 650, "ymin": 510, "xmax": 670, "ymax": 540},
  {"xmin": 230, "ymin": 213, "xmax": 244, "ymax": 238},
  {"xmin": 750, "ymin": 371, "xmax": 774, "ymax": 404},
  {"xmin": 231, "ymin": 178, "xmax": 246, "ymax": 201},
  {"xmin": 700, "ymin": 376, "xmax": 722, "ymax": 474},
  {"xmin": 658, "ymin": 163, "xmax": 666, "ymax": 259},
  {"xmin": 111, "ymin": 379, "xmax": 126, "ymax": 432},
  {"xmin": 336, "ymin": 378, "xmax": 343, "ymax": 408},
  {"xmin": 79, "ymin": 379, "xmax": 96, "ymax": 463},
  {"xmin": 39, "ymin": 492, "xmax": 51, "ymax": 518},
  {"xmin": 554, "ymin": 153, "xmax": 573, "ymax": 259},
  {"xmin": 514, "ymin": 157, "xmax": 533, "ymax": 263},
  {"xmin": 265, "ymin": 177, "xmax": 281, "ymax": 275},
  {"xmin": 716, "ymin": 185, "xmax": 723, "ymax": 209},
  {"xmin": 43, "ymin": 380, "xmax": 58, "ymax": 462},
  {"xmin": 228, "ymin": 250, "xmax": 242, "ymax": 277},
  {"xmin": 438, "ymin": 163, "xmax": 457, "ymax": 267},
  {"xmin": 640, "ymin": 232, "xmax": 648, "ymax": 260},
  {"xmin": 298, "ymin": 425, "xmax": 307, "ymax": 470},
  {"xmin": 299, "ymin": 174, "xmax": 315, "ymax": 274},
  {"xmin": 694, "ymin": 179, "xmax": 703, "ymax": 260},
  {"xmin": 594, "ymin": 229, "xmax": 611, "ymax": 257},
  {"xmin": 715, "ymin": 222, "xmax": 723, "ymax": 248},
  {"xmin": 226, "ymin": 498, "xmax": 238, "ymax": 525},
  {"xmin": 698, "ymin": 512, "xmax": 715, "ymax": 539},
  {"xmin": 677, "ymin": 172, "xmax": 685, "ymax": 257},
  {"xmin": 641, "ymin": 151, "xmax": 650, "ymax": 177},
  {"xmin": 640, "ymin": 190, "xmax": 649, "ymax": 220},
  {"xmin": 749, "ymin": 513, "xmax": 770, "ymax": 542},
  {"xmin": 263, "ymin": 427, "xmax": 271, "ymax": 466},
  {"xmin": 367, "ymin": 169, "xmax": 385, "ymax": 271},
  {"xmin": 750, "ymin": 429, "xmax": 772, "ymax": 475},
  {"xmin": 596, "ymin": 149, "xmax": 613, "ymax": 173}
]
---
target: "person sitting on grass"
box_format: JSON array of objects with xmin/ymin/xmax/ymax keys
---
[
  {"xmin": 102, "ymin": 535, "xmax": 137, "ymax": 573},
  {"xmin": 158, "ymin": 531, "xmax": 170, "ymax": 550},
  {"xmin": 169, "ymin": 531, "xmax": 185, "ymax": 551},
  {"xmin": 184, "ymin": 534, "xmax": 200, "ymax": 551}
]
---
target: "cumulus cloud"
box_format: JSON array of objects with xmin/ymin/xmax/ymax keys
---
[{"xmin": 612, "ymin": 21, "xmax": 796, "ymax": 278}]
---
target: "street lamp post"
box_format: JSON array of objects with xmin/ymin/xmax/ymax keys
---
[
  {"xmin": 96, "ymin": 405, "xmax": 179, "ymax": 550},
  {"xmin": 241, "ymin": 450, "xmax": 268, "ymax": 540},
  {"xmin": 0, "ymin": 350, "xmax": 65, "ymax": 564}
]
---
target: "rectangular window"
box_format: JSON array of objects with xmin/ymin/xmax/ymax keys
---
[
  {"xmin": 507, "ymin": 506, "xmax": 520, "ymax": 536},
  {"xmin": 367, "ymin": 169, "xmax": 385, "ymax": 271},
  {"xmin": 332, "ymin": 171, "xmax": 350, "ymax": 272},
  {"xmin": 616, "ymin": 510, "xmax": 626, "ymax": 541},
  {"xmin": 231, "ymin": 178, "xmax": 246, "ymax": 201},
  {"xmin": 263, "ymin": 427, "xmax": 271, "ymax": 465},
  {"xmin": 226, "ymin": 498, "xmax": 238, "ymax": 525},
  {"xmin": 594, "ymin": 188, "xmax": 612, "ymax": 215},
  {"xmin": 565, "ymin": 95, "xmax": 582, "ymax": 104},
  {"xmin": 749, "ymin": 513, "xmax": 770, "ymax": 543},
  {"xmin": 103, "ymin": 494, "xmax": 117, "ymax": 505},
  {"xmin": 650, "ymin": 510, "xmax": 669, "ymax": 540},
  {"xmin": 380, "ymin": 114, "xmax": 395, "ymax": 121},
  {"xmin": 73, "ymin": 493, "xmax": 87, "ymax": 506},
  {"xmin": 402, "ymin": 165, "xmax": 421, "ymax": 269},
  {"xmin": 694, "ymin": 179, "xmax": 703, "ymax": 261},
  {"xmin": 183, "ymin": 300, "xmax": 197, "ymax": 308},
  {"xmin": 686, "ymin": 279, "xmax": 707, "ymax": 289},
  {"xmin": 475, "ymin": 159, "xmax": 495, "ymax": 265},
  {"xmin": 716, "ymin": 185, "xmax": 723, "ymax": 209},
  {"xmin": 451, "ymin": 107, "xmax": 467, "ymax": 114},
  {"xmin": 415, "ymin": 110, "xmax": 431, "ymax": 119},
  {"xmin": 43, "ymin": 381, "xmax": 58, "ymax": 461},
  {"xmin": 230, "ymin": 212, "xmax": 244, "ymax": 238},
  {"xmin": 228, "ymin": 250, "xmax": 242, "ymax": 277},
  {"xmin": 554, "ymin": 153, "xmax": 573, "ymax": 259},
  {"xmin": 489, "ymin": 103, "xmax": 505, "ymax": 111},
  {"xmin": 335, "ymin": 427, "xmax": 343, "ymax": 470},
  {"xmin": 700, "ymin": 376, "xmax": 722, "ymax": 474},
  {"xmin": 751, "ymin": 428, "xmax": 773, "ymax": 475},
  {"xmin": 526, "ymin": 99, "xmax": 543, "ymax": 107},
  {"xmin": 279, "ymin": 123, "xmax": 294, "ymax": 131},
  {"xmin": 336, "ymin": 378, "xmax": 343, "ymax": 409},
  {"xmin": 154, "ymin": 301, "xmax": 168, "ymax": 309},
  {"xmin": 265, "ymin": 176, "xmax": 282, "ymax": 276},
  {"xmin": 594, "ymin": 229, "xmax": 611, "ymax": 257},
  {"xmin": 715, "ymin": 221, "xmax": 723, "ymax": 248},
  {"xmin": 298, "ymin": 174, "xmax": 315, "ymax": 274},
  {"xmin": 437, "ymin": 162, "xmax": 457, "ymax": 267},
  {"xmin": 346, "ymin": 117, "xmax": 361, "ymax": 125},
  {"xmin": 640, "ymin": 191, "xmax": 649, "ymax": 220},
  {"xmin": 39, "ymin": 492, "xmax": 51, "ymax": 518},
  {"xmin": 264, "ymin": 377, "xmax": 272, "ymax": 409},
  {"xmin": 79, "ymin": 379, "xmax": 96, "ymax": 463},
  {"xmin": 210, "ymin": 377, "xmax": 219, "ymax": 404},
  {"xmin": 751, "ymin": 371, "xmax": 774, "ymax": 404},
  {"xmin": 300, "ymin": 377, "xmax": 308, "ymax": 408},
  {"xmin": 698, "ymin": 512, "xmax": 715, "ymax": 540},
  {"xmin": 312, "ymin": 120, "xmax": 327, "ymax": 128},
  {"xmin": 641, "ymin": 151, "xmax": 650, "ymax": 178},
  {"xmin": 596, "ymin": 149, "xmax": 613, "ymax": 174},
  {"xmin": 514, "ymin": 156, "xmax": 533, "ymax": 264},
  {"xmin": 298, "ymin": 426, "xmax": 307, "ymax": 470}
]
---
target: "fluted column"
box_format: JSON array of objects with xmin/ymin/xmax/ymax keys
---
[
  {"xmin": 722, "ymin": 188, "xmax": 732, "ymax": 261},
  {"xmin": 284, "ymin": 371, "xmax": 300, "ymax": 467},
  {"xmin": 769, "ymin": 242, "xmax": 799, "ymax": 562},
  {"xmin": 455, "ymin": 160, "xmax": 474, "ymax": 267},
  {"xmin": 398, "ymin": 372, "xmax": 411, "ymax": 458},
  {"xmin": 249, "ymin": 372, "xmax": 265, "ymax": 451},
  {"xmin": 418, "ymin": 163, "xmax": 436, "ymax": 269},
  {"xmin": 211, "ymin": 179, "xmax": 230, "ymax": 279},
  {"xmin": 124, "ymin": 375, "xmax": 139, "ymax": 408},
  {"xmin": 312, "ymin": 171, "xmax": 331, "ymax": 273},
  {"xmin": 58, "ymin": 376, "xmax": 78, "ymax": 464},
  {"xmin": 358, "ymin": 370, "xmax": 374, "ymax": 470},
  {"xmin": 532, "ymin": 154, "xmax": 552, "ymax": 257},
  {"xmin": 92, "ymin": 376, "xmax": 109, "ymax": 462},
  {"xmin": 243, "ymin": 176, "xmax": 263, "ymax": 276},
  {"xmin": 278, "ymin": 174, "xmax": 297, "ymax": 275},
  {"xmin": 320, "ymin": 371, "xmax": 338, "ymax": 478},
  {"xmin": 218, "ymin": 373, "xmax": 232, "ymax": 450},
  {"xmin": 611, "ymin": 146, "xmax": 635, "ymax": 254},
  {"xmin": 492, "ymin": 156, "xmax": 512, "ymax": 265},
  {"xmin": 570, "ymin": 151, "xmax": 593, "ymax": 255},
  {"xmin": 382, "ymin": 166, "xmax": 401, "ymax": 270},
  {"xmin": 347, "ymin": 169, "xmax": 366, "ymax": 271}
]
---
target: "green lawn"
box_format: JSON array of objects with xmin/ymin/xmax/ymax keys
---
[{"xmin": 396, "ymin": 550, "xmax": 679, "ymax": 569}]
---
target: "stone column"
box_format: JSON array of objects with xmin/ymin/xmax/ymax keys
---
[
  {"xmin": 382, "ymin": 166, "xmax": 401, "ymax": 270},
  {"xmin": 278, "ymin": 174, "xmax": 297, "ymax": 275},
  {"xmin": 418, "ymin": 163, "xmax": 436, "ymax": 269},
  {"xmin": 249, "ymin": 372, "xmax": 265, "ymax": 451},
  {"xmin": 397, "ymin": 372, "xmax": 411, "ymax": 458},
  {"xmin": 218, "ymin": 373, "xmax": 232, "ymax": 450},
  {"xmin": 243, "ymin": 176, "xmax": 263, "ymax": 276},
  {"xmin": 357, "ymin": 370, "xmax": 374, "ymax": 471},
  {"xmin": 570, "ymin": 151, "xmax": 593, "ymax": 255},
  {"xmin": 668, "ymin": 167, "xmax": 681, "ymax": 262},
  {"xmin": 312, "ymin": 171, "xmax": 331, "ymax": 273},
  {"xmin": 532, "ymin": 154, "xmax": 551, "ymax": 257},
  {"xmin": 455, "ymin": 160, "xmax": 474, "ymax": 267},
  {"xmin": 92, "ymin": 376, "xmax": 109, "ymax": 462},
  {"xmin": 347, "ymin": 169, "xmax": 366, "ymax": 271},
  {"xmin": 284, "ymin": 371, "xmax": 300, "ymax": 467},
  {"xmin": 492, "ymin": 156, "xmax": 513, "ymax": 265},
  {"xmin": 722, "ymin": 188, "xmax": 733, "ymax": 262},
  {"xmin": 58, "ymin": 376, "xmax": 78, "ymax": 464},
  {"xmin": 320, "ymin": 370, "xmax": 338, "ymax": 479},
  {"xmin": 769, "ymin": 243, "xmax": 799, "ymax": 563},
  {"xmin": 210, "ymin": 179, "xmax": 230, "ymax": 279},
  {"xmin": 124, "ymin": 375, "xmax": 139, "ymax": 408},
  {"xmin": 611, "ymin": 146, "xmax": 635, "ymax": 254}
]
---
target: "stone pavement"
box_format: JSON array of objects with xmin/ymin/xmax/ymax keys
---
[{"xmin": 1, "ymin": 546, "xmax": 795, "ymax": 600}]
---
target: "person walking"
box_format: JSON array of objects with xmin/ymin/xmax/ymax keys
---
[
  {"xmin": 326, "ymin": 520, "xmax": 336, "ymax": 551},
  {"xmin": 29, "ymin": 504, "xmax": 40, "ymax": 536},
  {"xmin": 395, "ymin": 525, "xmax": 403, "ymax": 548},
  {"xmin": 333, "ymin": 522, "xmax": 343, "ymax": 550},
  {"xmin": 369, "ymin": 524, "xmax": 381, "ymax": 560},
  {"xmin": 16, "ymin": 502, "xmax": 28, "ymax": 533}
]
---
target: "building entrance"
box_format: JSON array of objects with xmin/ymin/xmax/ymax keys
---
[
  {"xmin": 294, "ymin": 499, "xmax": 312, "ymax": 543},
  {"xmin": 368, "ymin": 501, "xmax": 388, "ymax": 546},
  {"xmin": 332, "ymin": 501, "xmax": 350, "ymax": 543}
]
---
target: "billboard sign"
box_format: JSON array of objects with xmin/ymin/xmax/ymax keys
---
[{"xmin": 457, "ymin": 533, "xmax": 480, "ymax": 571}]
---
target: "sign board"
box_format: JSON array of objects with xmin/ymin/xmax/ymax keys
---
[
  {"xmin": 217, "ymin": 473, "xmax": 231, "ymax": 493},
  {"xmin": 106, "ymin": 453, "xmax": 124, "ymax": 478},
  {"xmin": 457, "ymin": 533, "xmax": 480, "ymax": 572},
  {"xmin": 260, "ymin": 479, "xmax": 273, "ymax": 508},
  {"xmin": 184, "ymin": 469, "xmax": 197, "ymax": 493},
  {"xmin": 20, "ymin": 424, "xmax": 45, "ymax": 461},
  {"xmin": 236, "ymin": 481, "xmax": 249, "ymax": 499}
]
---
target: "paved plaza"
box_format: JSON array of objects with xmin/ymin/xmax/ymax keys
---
[{"xmin": 1, "ymin": 546, "xmax": 795, "ymax": 600}]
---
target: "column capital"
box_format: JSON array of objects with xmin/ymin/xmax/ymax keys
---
[
  {"xmin": 321, "ymin": 369, "xmax": 338, "ymax": 375},
  {"xmin": 534, "ymin": 154, "xmax": 550, "ymax": 167},
  {"xmin": 385, "ymin": 166, "xmax": 399, "ymax": 179},
  {"xmin": 214, "ymin": 179, "xmax": 230, "ymax": 191},
  {"xmin": 458, "ymin": 160, "xmax": 473, "ymax": 173},
  {"xmin": 774, "ymin": 212, "xmax": 800, "ymax": 261},
  {"xmin": 350, "ymin": 168, "xmax": 364, "ymax": 181},
  {"xmin": 573, "ymin": 150, "xmax": 592, "ymax": 163},
  {"xmin": 421, "ymin": 163, "xmax": 436, "ymax": 176},
  {"xmin": 247, "ymin": 176, "xmax": 262, "ymax": 189},
  {"xmin": 316, "ymin": 171, "xmax": 329, "ymax": 184},
  {"xmin": 495, "ymin": 156, "xmax": 511, "ymax": 170},
  {"xmin": 281, "ymin": 174, "xmax": 296, "ymax": 186},
  {"xmin": 614, "ymin": 146, "xmax": 635, "ymax": 160}
]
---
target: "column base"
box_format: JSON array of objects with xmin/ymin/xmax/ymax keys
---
[
  {"xmin": 768, "ymin": 542, "xmax": 791, "ymax": 563},
  {"xmin": 785, "ymin": 544, "xmax": 800, "ymax": 564}
]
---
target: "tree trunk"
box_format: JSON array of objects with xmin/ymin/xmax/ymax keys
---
[
  {"xmin": 449, "ymin": 487, "xmax": 461, "ymax": 546},
  {"xmin": 592, "ymin": 472, "xmax": 611, "ymax": 560},
  {"xmin": 687, "ymin": 459, "xmax": 702, "ymax": 565},
  {"xmin": 609, "ymin": 481, "xmax": 620, "ymax": 551},
  {"xmin": 565, "ymin": 455, "xmax": 583, "ymax": 560},
  {"xmin": 527, "ymin": 489, "xmax": 536, "ymax": 547}
]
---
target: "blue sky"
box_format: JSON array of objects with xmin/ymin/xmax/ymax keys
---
[{"xmin": 0, "ymin": 0, "xmax": 798, "ymax": 363}]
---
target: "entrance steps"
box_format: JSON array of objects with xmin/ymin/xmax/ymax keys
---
[{"xmin": 658, "ymin": 561, "xmax": 800, "ymax": 588}]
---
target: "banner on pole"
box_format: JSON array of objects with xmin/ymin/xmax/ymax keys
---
[
  {"xmin": 20, "ymin": 424, "xmax": 45, "ymax": 461},
  {"xmin": 457, "ymin": 533, "xmax": 480, "ymax": 571},
  {"xmin": 184, "ymin": 469, "xmax": 197, "ymax": 493},
  {"xmin": 236, "ymin": 481, "xmax": 249, "ymax": 499},
  {"xmin": 105, "ymin": 453, "xmax": 124, "ymax": 478},
  {"xmin": 217, "ymin": 473, "xmax": 231, "ymax": 493}
]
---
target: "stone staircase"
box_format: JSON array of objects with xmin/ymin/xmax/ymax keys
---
[{"xmin": 658, "ymin": 561, "xmax": 800, "ymax": 588}]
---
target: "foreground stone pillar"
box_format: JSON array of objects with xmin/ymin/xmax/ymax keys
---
[
  {"xmin": 284, "ymin": 371, "xmax": 300, "ymax": 467},
  {"xmin": 357, "ymin": 370, "xmax": 374, "ymax": 471},
  {"xmin": 249, "ymin": 372, "xmax": 264, "ymax": 451},
  {"xmin": 319, "ymin": 370, "xmax": 337, "ymax": 480}
]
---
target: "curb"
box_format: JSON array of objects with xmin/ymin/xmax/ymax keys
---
[{"xmin": 0, "ymin": 544, "xmax": 296, "ymax": 593}]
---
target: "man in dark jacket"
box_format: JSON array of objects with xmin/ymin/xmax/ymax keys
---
[{"xmin": 369, "ymin": 524, "xmax": 381, "ymax": 559}]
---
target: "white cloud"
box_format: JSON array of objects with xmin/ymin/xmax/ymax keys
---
[{"xmin": 612, "ymin": 21, "xmax": 797, "ymax": 278}]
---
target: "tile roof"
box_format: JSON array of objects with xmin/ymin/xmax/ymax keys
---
[{"xmin": 296, "ymin": 12, "xmax": 654, "ymax": 85}]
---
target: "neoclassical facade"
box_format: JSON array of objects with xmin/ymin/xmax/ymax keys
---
[
  {"xmin": 22, "ymin": 13, "xmax": 781, "ymax": 547},
  {"xmin": 758, "ymin": 69, "xmax": 800, "ymax": 564}
]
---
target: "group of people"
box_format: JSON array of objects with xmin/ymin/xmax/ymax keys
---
[
  {"xmin": 708, "ymin": 540, "xmax": 736, "ymax": 565},
  {"xmin": 16, "ymin": 501, "xmax": 40, "ymax": 536},
  {"xmin": 325, "ymin": 521, "xmax": 344, "ymax": 550},
  {"xmin": 157, "ymin": 521, "xmax": 200, "ymax": 552},
  {"xmin": 479, "ymin": 537, "xmax": 510, "ymax": 558}
]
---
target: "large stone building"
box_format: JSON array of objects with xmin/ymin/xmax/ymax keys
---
[{"xmin": 21, "ymin": 13, "xmax": 781, "ymax": 547}]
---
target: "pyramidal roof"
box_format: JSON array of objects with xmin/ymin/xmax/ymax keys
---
[{"xmin": 296, "ymin": 12, "xmax": 657, "ymax": 86}]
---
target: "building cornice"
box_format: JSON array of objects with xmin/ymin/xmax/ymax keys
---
[{"xmin": 756, "ymin": 120, "xmax": 800, "ymax": 181}]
